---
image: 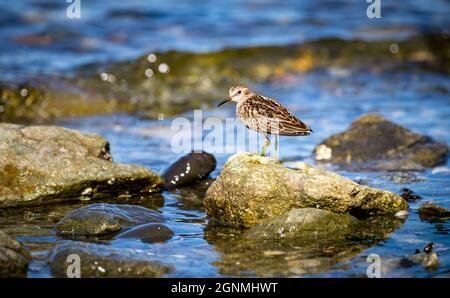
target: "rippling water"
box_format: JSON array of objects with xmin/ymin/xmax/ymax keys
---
[
  {"xmin": 0, "ymin": 0, "xmax": 449, "ymax": 278},
  {"xmin": 1, "ymin": 0, "xmax": 449, "ymax": 78}
]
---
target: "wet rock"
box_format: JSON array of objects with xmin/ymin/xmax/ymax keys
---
[
  {"xmin": 400, "ymin": 188, "xmax": 422, "ymax": 202},
  {"xmin": 49, "ymin": 242, "xmax": 172, "ymax": 277},
  {"xmin": 116, "ymin": 223, "xmax": 174, "ymax": 244},
  {"xmin": 314, "ymin": 114, "xmax": 449, "ymax": 171},
  {"xmin": 163, "ymin": 151, "xmax": 216, "ymax": 190},
  {"xmin": 0, "ymin": 230, "xmax": 30, "ymax": 277},
  {"xmin": 55, "ymin": 203, "xmax": 165, "ymax": 237},
  {"xmin": 247, "ymin": 208, "xmax": 360, "ymax": 240},
  {"xmin": 418, "ymin": 203, "xmax": 450, "ymax": 221},
  {"xmin": 0, "ymin": 123, "xmax": 164, "ymax": 208},
  {"xmin": 0, "ymin": 83, "xmax": 133, "ymax": 124},
  {"xmin": 399, "ymin": 243, "xmax": 439, "ymax": 270},
  {"xmin": 204, "ymin": 152, "xmax": 408, "ymax": 227},
  {"xmin": 380, "ymin": 172, "xmax": 426, "ymax": 184},
  {"xmin": 204, "ymin": 215, "xmax": 403, "ymax": 277}
]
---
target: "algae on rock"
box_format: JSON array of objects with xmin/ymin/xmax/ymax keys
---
[{"xmin": 205, "ymin": 152, "xmax": 408, "ymax": 227}]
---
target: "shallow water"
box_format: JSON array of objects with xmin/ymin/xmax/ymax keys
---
[
  {"xmin": 0, "ymin": 0, "xmax": 449, "ymax": 278},
  {"xmin": 1, "ymin": 68, "xmax": 449, "ymax": 277}
]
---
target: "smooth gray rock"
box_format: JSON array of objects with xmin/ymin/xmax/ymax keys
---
[
  {"xmin": 49, "ymin": 242, "xmax": 172, "ymax": 278},
  {"xmin": 0, "ymin": 123, "xmax": 164, "ymax": 208},
  {"xmin": 314, "ymin": 114, "xmax": 449, "ymax": 171},
  {"xmin": 116, "ymin": 223, "xmax": 174, "ymax": 243},
  {"xmin": 205, "ymin": 152, "xmax": 408, "ymax": 227},
  {"xmin": 55, "ymin": 203, "xmax": 165, "ymax": 237}
]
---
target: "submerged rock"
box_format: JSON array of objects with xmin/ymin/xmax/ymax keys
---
[
  {"xmin": 247, "ymin": 208, "xmax": 359, "ymax": 240},
  {"xmin": 314, "ymin": 114, "xmax": 449, "ymax": 171},
  {"xmin": 162, "ymin": 151, "xmax": 216, "ymax": 190},
  {"xmin": 418, "ymin": 203, "xmax": 450, "ymax": 221},
  {"xmin": 204, "ymin": 215, "xmax": 403, "ymax": 277},
  {"xmin": 400, "ymin": 188, "xmax": 422, "ymax": 202},
  {"xmin": 0, "ymin": 123, "xmax": 164, "ymax": 208},
  {"xmin": 380, "ymin": 172, "xmax": 426, "ymax": 184},
  {"xmin": 0, "ymin": 230, "xmax": 30, "ymax": 278},
  {"xmin": 204, "ymin": 152, "xmax": 407, "ymax": 227},
  {"xmin": 399, "ymin": 243, "xmax": 439, "ymax": 270},
  {"xmin": 55, "ymin": 203, "xmax": 165, "ymax": 237},
  {"xmin": 116, "ymin": 223, "xmax": 174, "ymax": 244},
  {"xmin": 49, "ymin": 242, "xmax": 172, "ymax": 278}
]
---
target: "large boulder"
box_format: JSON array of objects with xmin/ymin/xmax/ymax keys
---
[
  {"xmin": 204, "ymin": 152, "xmax": 407, "ymax": 227},
  {"xmin": 0, "ymin": 230, "xmax": 30, "ymax": 277},
  {"xmin": 49, "ymin": 242, "xmax": 172, "ymax": 278},
  {"xmin": 0, "ymin": 123, "xmax": 164, "ymax": 208},
  {"xmin": 55, "ymin": 203, "xmax": 165, "ymax": 237},
  {"xmin": 314, "ymin": 114, "xmax": 449, "ymax": 171}
]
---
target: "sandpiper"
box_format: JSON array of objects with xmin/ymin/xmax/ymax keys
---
[{"xmin": 218, "ymin": 85, "xmax": 312, "ymax": 156}]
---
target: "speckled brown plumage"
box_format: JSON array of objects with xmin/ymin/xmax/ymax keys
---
[
  {"xmin": 217, "ymin": 85, "xmax": 312, "ymax": 155},
  {"xmin": 237, "ymin": 94, "xmax": 312, "ymax": 136}
]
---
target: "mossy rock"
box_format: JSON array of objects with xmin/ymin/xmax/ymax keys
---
[
  {"xmin": 49, "ymin": 242, "xmax": 172, "ymax": 278},
  {"xmin": 204, "ymin": 152, "xmax": 408, "ymax": 227},
  {"xmin": 314, "ymin": 114, "xmax": 449, "ymax": 171},
  {"xmin": 0, "ymin": 123, "xmax": 164, "ymax": 208}
]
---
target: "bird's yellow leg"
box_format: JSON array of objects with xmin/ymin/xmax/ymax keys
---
[{"xmin": 260, "ymin": 136, "xmax": 271, "ymax": 156}]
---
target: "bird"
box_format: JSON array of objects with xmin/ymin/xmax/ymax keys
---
[{"xmin": 217, "ymin": 85, "xmax": 312, "ymax": 156}]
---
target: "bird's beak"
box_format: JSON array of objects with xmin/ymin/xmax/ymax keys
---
[{"xmin": 217, "ymin": 96, "xmax": 231, "ymax": 107}]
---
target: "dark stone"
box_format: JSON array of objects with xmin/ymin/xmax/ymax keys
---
[
  {"xmin": 116, "ymin": 223, "xmax": 174, "ymax": 244},
  {"xmin": 419, "ymin": 203, "xmax": 450, "ymax": 221},
  {"xmin": 0, "ymin": 230, "xmax": 30, "ymax": 278},
  {"xmin": 49, "ymin": 242, "xmax": 172, "ymax": 278},
  {"xmin": 314, "ymin": 114, "xmax": 449, "ymax": 171},
  {"xmin": 163, "ymin": 151, "xmax": 216, "ymax": 190},
  {"xmin": 401, "ymin": 188, "xmax": 422, "ymax": 202},
  {"xmin": 55, "ymin": 203, "xmax": 165, "ymax": 237}
]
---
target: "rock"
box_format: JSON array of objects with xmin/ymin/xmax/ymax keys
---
[
  {"xmin": 116, "ymin": 223, "xmax": 174, "ymax": 244},
  {"xmin": 247, "ymin": 208, "xmax": 360, "ymax": 240},
  {"xmin": 49, "ymin": 242, "xmax": 172, "ymax": 277},
  {"xmin": 205, "ymin": 153, "xmax": 408, "ymax": 227},
  {"xmin": 0, "ymin": 230, "xmax": 30, "ymax": 277},
  {"xmin": 400, "ymin": 188, "xmax": 422, "ymax": 202},
  {"xmin": 163, "ymin": 151, "xmax": 216, "ymax": 190},
  {"xmin": 399, "ymin": 243, "xmax": 439, "ymax": 270},
  {"xmin": 55, "ymin": 203, "xmax": 165, "ymax": 237},
  {"xmin": 0, "ymin": 123, "xmax": 164, "ymax": 208},
  {"xmin": 418, "ymin": 203, "xmax": 450, "ymax": 221},
  {"xmin": 204, "ymin": 215, "xmax": 403, "ymax": 277},
  {"xmin": 314, "ymin": 114, "xmax": 449, "ymax": 171},
  {"xmin": 380, "ymin": 172, "xmax": 426, "ymax": 184}
]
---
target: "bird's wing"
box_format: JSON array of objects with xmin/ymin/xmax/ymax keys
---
[{"xmin": 247, "ymin": 95, "xmax": 312, "ymax": 136}]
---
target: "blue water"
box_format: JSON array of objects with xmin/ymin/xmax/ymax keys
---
[
  {"xmin": 1, "ymin": 0, "xmax": 449, "ymax": 79},
  {"xmin": 0, "ymin": 0, "xmax": 449, "ymax": 278}
]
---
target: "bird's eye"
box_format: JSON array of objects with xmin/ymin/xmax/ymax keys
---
[{"xmin": 237, "ymin": 90, "xmax": 241, "ymax": 94}]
